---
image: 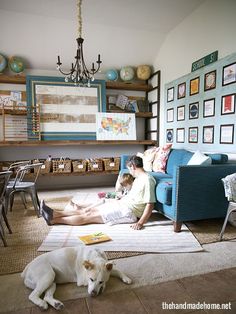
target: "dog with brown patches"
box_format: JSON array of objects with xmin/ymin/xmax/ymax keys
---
[{"xmin": 21, "ymin": 247, "xmax": 132, "ymax": 310}]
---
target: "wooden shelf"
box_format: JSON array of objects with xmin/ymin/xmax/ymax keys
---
[
  {"xmin": 0, "ymin": 140, "xmax": 157, "ymax": 147},
  {"xmin": 106, "ymin": 81, "xmax": 152, "ymax": 91},
  {"xmin": 107, "ymin": 110, "xmax": 152, "ymax": 118},
  {"xmin": 0, "ymin": 74, "xmax": 26, "ymax": 84},
  {"xmin": 34, "ymin": 170, "xmax": 119, "ymax": 177},
  {"xmin": 0, "ymin": 109, "xmax": 27, "ymax": 115}
]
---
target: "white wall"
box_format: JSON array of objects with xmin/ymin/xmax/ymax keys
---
[{"xmin": 154, "ymin": 0, "xmax": 236, "ymax": 156}]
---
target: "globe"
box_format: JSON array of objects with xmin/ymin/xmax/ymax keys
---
[
  {"xmin": 137, "ymin": 65, "xmax": 152, "ymax": 80},
  {"xmin": 106, "ymin": 69, "xmax": 118, "ymax": 81},
  {"xmin": 120, "ymin": 66, "xmax": 135, "ymax": 82},
  {"xmin": 8, "ymin": 56, "xmax": 25, "ymax": 74},
  {"xmin": 0, "ymin": 54, "xmax": 7, "ymax": 73}
]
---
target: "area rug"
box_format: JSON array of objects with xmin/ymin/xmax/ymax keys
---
[{"xmin": 1, "ymin": 193, "xmax": 236, "ymax": 275}]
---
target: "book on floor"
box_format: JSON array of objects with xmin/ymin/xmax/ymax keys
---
[{"xmin": 79, "ymin": 232, "xmax": 111, "ymax": 245}]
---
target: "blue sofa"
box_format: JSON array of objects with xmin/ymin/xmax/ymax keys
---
[{"xmin": 120, "ymin": 149, "xmax": 236, "ymax": 231}]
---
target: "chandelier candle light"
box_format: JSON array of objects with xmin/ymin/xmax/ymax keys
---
[{"xmin": 56, "ymin": 0, "xmax": 102, "ymax": 86}]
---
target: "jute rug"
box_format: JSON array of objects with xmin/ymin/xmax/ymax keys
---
[{"xmin": 1, "ymin": 195, "xmax": 236, "ymax": 275}]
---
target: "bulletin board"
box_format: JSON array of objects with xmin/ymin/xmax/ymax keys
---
[{"xmin": 164, "ymin": 52, "xmax": 236, "ymax": 153}]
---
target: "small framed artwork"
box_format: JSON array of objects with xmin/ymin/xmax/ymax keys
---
[
  {"xmin": 189, "ymin": 102, "xmax": 199, "ymax": 119},
  {"xmin": 190, "ymin": 77, "xmax": 200, "ymax": 96},
  {"xmin": 177, "ymin": 105, "xmax": 185, "ymax": 121},
  {"xmin": 166, "ymin": 129, "xmax": 174, "ymax": 143},
  {"xmin": 221, "ymin": 94, "xmax": 235, "ymax": 115},
  {"xmin": 177, "ymin": 82, "xmax": 186, "ymax": 99},
  {"xmin": 188, "ymin": 127, "xmax": 198, "ymax": 143},
  {"xmin": 176, "ymin": 128, "xmax": 185, "ymax": 143},
  {"xmin": 203, "ymin": 98, "xmax": 215, "ymax": 118},
  {"xmin": 204, "ymin": 70, "xmax": 216, "ymax": 91},
  {"xmin": 203, "ymin": 125, "xmax": 214, "ymax": 144},
  {"xmin": 167, "ymin": 87, "xmax": 174, "ymax": 102},
  {"xmin": 220, "ymin": 124, "xmax": 234, "ymax": 144},
  {"xmin": 167, "ymin": 108, "xmax": 174, "ymax": 122},
  {"xmin": 222, "ymin": 62, "xmax": 236, "ymax": 86}
]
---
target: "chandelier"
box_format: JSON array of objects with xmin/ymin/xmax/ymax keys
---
[{"xmin": 56, "ymin": 0, "xmax": 102, "ymax": 86}]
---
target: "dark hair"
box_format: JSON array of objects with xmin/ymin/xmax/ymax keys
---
[{"xmin": 126, "ymin": 155, "xmax": 143, "ymax": 168}]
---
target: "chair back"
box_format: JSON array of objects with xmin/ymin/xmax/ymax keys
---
[
  {"xmin": 11, "ymin": 163, "xmax": 43, "ymax": 188},
  {"xmin": 0, "ymin": 171, "xmax": 13, "ymax": 204}
]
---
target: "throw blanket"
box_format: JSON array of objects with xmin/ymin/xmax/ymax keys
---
[{"xmin": 222, "ymin": 173, "xmax": 236, "ymax": 202}]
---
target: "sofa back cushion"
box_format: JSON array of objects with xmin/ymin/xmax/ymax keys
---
[{"xmin": 166, "ymin": 149, "xmax": 193, "ymax": 176}]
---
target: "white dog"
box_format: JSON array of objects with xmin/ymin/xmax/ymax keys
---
[{"xmin": 21, "ymin": 246, "xmax": 132, "ymax": 310}]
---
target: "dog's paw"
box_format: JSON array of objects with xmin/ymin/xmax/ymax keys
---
[
  {"xmin": 54, "ymin": 301, "xmax": 64, "ymax": 310},
  {"xmin": 39, "ymin": 300, "xmax": 48, "ymax": 311},
  {"xmin": 122, "ymin": 275, "xmax": 132, "ymax": 285}
]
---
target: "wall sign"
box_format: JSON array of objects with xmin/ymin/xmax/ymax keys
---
[{"xmin": 191, "ymin": 51, "xmax": 218, "ymax": 72}]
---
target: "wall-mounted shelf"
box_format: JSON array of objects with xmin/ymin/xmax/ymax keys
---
[
  {"xmin": 0, "ymin": 140, "xmax": 157, "ymax": 147},
  {"xmin": 0, "ymin": 75, "xmax": 26, "ymax": 84},
  {"xmin": 106, "ymin": 81, "xmax": 152, "ymax": 91}
]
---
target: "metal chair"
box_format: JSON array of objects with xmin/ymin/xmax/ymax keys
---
[
  {"xmin": 220, "ymin": 173, "xmax": 236, "ymax": 240},
  {"xmin": 5, "ymin": 163, "xmax": 43, "ymax": 217},
  {"xmin": 0, "ymin": 171, "xmax": 13, "ymax": 246}
]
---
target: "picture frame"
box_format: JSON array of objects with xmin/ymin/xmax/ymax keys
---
[
  {"xmin": 166, "ymin": 129, "xmax": 174, "ymax": 143},
  {"xmin": 177, "ymin": 105, "xmax": 185, "ymax": 121},
  {"xmin": 167, "ymin": 87, "xmax": 174, "ymax": 102},
  {"xmin": 176, "ymin": 128, "xmax": 185, "ymax": 143},
  {"xmin": 167, "ymin": 108, "xmax": 174, "ymax": 122},
  {"xmin": 189, "ymin": 102, "xmax": 199, "ymax": 119},
  {"xmin": 220, "ymin": 124, "xmax": 234, "ymax": 144},
  {"xmin": 188, "ymin": 127, "xmax": 198, "ymax": 143},
  {"xmin": 177, "ymin": 82, "xmax": 186, "ymax": 99},
  {"xmin": 190, "ymin": 77, "xmax": 200, "ymax": 96},
  {"xmin": 203, "ymin": 125, "xmax": 214, "ymax": 144},
  {"xmin": 203, "ymin": 98, "xmax": 215, "ymax": 118},
  {"xmin": 204, "ymin": 70, "xmax": 216, "ymax": 91},
  {"xmin": 221, "ymin": 94, "xmax": 235, "ymax": 115},
  {"xmin": 222, "ymin": 62, "xmax": 236, "ymax": 86},
  {"xmin": 26, "ymin": 75, "xmax": 106, "ymax": 140}
]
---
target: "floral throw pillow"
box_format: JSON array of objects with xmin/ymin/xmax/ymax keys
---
[{"xmin": 152, "ymin": 144, "xmax": 172, "ymax": 173}]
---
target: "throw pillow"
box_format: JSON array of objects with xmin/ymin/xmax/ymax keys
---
[
  {"xmin": 137, "ymin": 146, "xmax": 158, "ymax": 171},
  {"xmin": 187, "ymin": 150, "xmax": 212, "ymax": 165},
  {"xmin": 152, "ymin": 144, "xmax": 172, "ymax": 173}
]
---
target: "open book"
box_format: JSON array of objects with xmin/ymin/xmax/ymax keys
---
[{"xmin": 79, "ymin": 232, "xmax": 111, "ymax": 245}]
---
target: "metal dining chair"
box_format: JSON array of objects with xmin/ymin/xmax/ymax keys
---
[
  {"xmin": 0, "ymin": 171, "xmax": 13, "ymax": 246},
  {"xmin": 5, "ymin": 163, "xmax": 43, "ymax": 217}
]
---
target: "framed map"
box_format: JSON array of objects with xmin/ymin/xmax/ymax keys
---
[
  {"xmin": 27, "ymin": 75, "xmax": 106, "ymax": 140},
  {"xmin": 96, "ymin": 112, "xmax": 136, "ymax": 140}
]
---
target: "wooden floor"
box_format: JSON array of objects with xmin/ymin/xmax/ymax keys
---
[{"xmin": 3, "ymin": 267, "xmax": 236, "ymax": 314}]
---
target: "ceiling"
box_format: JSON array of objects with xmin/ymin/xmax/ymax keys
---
[{"xmin": 0, "ymin": 0, "xmax": 205, "ymax": 73}]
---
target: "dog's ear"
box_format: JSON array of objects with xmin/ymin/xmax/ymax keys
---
[
  {"xmin": 83, "ymin": 260, "xmax": 94, "ymax": 270},
  {"xmin": 105, "ymin": 262, "xmax": 113, "ymax": 271}
]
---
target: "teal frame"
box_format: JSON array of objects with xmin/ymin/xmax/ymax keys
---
[{"xmin": 26, "ymin": 75, "xmax": 106, "ymax": 140}]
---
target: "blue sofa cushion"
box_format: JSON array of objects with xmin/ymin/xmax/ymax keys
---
[
  {"xmin": 165, "ymin": 149, "xmax": 193, "ymax": 176},
  {"xmin": 156, "ymin": 180, "xmax": 173, "ymax": 205},
  {"xmin": 207, "ymin": 153, "xmax": 228, "ymax": 164}
]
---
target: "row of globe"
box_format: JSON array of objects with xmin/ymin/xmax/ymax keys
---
[
  {"xmin": 0, "ymin": 53, "xmax": 25, "ymax": 74},
  {"xmin": 106, "ymin": 65, "xmax": 151, "ymax": 82}
]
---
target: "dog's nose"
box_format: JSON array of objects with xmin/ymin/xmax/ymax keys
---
[{"xmin": 90, "ymin": 290, "xmax": 98, "ymax": 297}]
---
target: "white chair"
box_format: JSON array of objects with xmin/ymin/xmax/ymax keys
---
[{"xmin": 5, "ymin": 163, "xmax": 43, "ymax": 217}]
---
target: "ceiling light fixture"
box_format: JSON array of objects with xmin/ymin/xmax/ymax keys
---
[{"xmin": 56, "ymin": 0, "xmax": 102, "ymax": 87}]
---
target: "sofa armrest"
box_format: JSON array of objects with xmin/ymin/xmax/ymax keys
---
[
  {"xmin": 120, "ymin": 155, "xmax": 131, "ymax": 170},
  {"xmin": 172, "ymin": 164, "xmax": 236, "ymax": 222}
]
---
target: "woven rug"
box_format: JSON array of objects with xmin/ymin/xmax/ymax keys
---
[{"xmin": 1, "ymin": 195, "xmax": 236, "ymax": 275}]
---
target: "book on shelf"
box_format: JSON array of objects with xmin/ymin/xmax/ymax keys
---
[{"xmin": 79, "ymin": 232, "xmax": 111, "ymax": 245}]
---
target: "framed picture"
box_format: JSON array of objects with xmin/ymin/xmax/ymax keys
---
[
  {"xmin": 203, "ymin": 98, "xmax": 215, "ymax": 118},
  {"xmin": 190, "ymin": 77, "xmax": 200, "ymax": 96},
  {"xmin": 177, "ymin": 105, "xmax": 185, "ymax": 121},
  {"xmin": 189, "ymin": 102, "xmax": 199, "ymax": 119},
  {"xmin": 220, "ymin": 124, "xmax": 234, "ymax": 144},
  {"xmin": 167, "ymin": 108, "xmax": 174, "ymax": 122},
  {"xmin": 166, "ymin": 129, "xmax": 174, "ymax": 143},
  {"xmin": 167, "ymin": 87, "xmax": 174, "ymax": 102},
  {"xmin": 203, "ymin": 125, "xmax": 214, "ymax": 144},
  {"xmin": 26, "ymin": 75, "xmax": 106, "ymax": 140},
  {"xmin": 204, "ymin": 70, "xmax": 216, "ymax": 91},
  {"xmin": 177, "ymin": 82, "xmax": 186, "ymax": 99},
  {"xmin": 221, "ymin": 94, "xmax": 235, "ymax": 115},
  {"xmin": 176, "ymin": 128, "xmax": 185, "ymax": 143},
  {"xmin": 188, "ymin": 127, "xmax": 198, "ymax": 143},
  {"xmin": 222, "ymin": 62, "xmax": 236, "ymax": 86}
]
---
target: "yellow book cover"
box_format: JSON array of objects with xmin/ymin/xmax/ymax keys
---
[{"xmin": 79, "ymin": 232, "xmax": 112, "ymax": 245}]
